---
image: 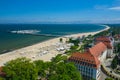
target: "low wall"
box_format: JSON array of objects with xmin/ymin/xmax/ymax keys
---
[{"xmin": 101, "ymin": 65, "xmax": 120, "ymax": 80}]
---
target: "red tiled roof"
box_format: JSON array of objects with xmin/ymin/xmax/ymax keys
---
[
  {"xmin": 89, "ymin": 42, "xmax": 107, "ymax": 57},
  {"xmin": 69, "ymin": 51, "xmax": 100, "ymax": 69},
  {"xmin": 95, "ymin": 42, "xmax": 112, "ymax": 49},
  {"xmin": 96, "ymin": 36, "xmax": 111, "ymax": 42},
  {"xmin": 69, "ymin": 42, "xmax": 108, "ymax": 69},
  {"xmin": 95, "ymin": 36, "xmax": 112, "ymax": 49},
  {"xmin": 103, "ymin": 42, "xmax": 112, "ymax": 49}
]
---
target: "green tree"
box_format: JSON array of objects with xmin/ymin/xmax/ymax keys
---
[
  {"xmin": 0, "ymin": 77, "xmax": 4, "ymax": 80},
  {"xmin": 2, "ymin": 55, "xmax": 82, "ymax": 80},
  {"xmin": 65, "ymin": 62, "xmax": 82, "ymax": 80},
  {"xmin": 33, "ymin": 60, "xmax": 51, "ymax": 79},
  {"xmin": 49, "ymin": 54, "xmax": 82, "ymax": 80},
  {"xmin": 105, "ymin": 77, "xmax": 113, "ymax": 80},
  {"xmin": 116, "ymin": 43, "xmax": 120, "ymax": 53},
  {"xmin": 111, "ymin": 55, "xmax": 118, "ymax": 69},
  {"xmin": 51, "ymin": 54, "xmax": 67, "ymax": 63},
  {"xmin": 70, "ymin": 45, "xmax": 78, "ymax": 50},
  {"xmin": 49, "ymin": 74, "xmax": 59, "ymax": 80},
  {"xmin": 69, "ymin": 38, "xmax": 79, "ymax": 46},
  {"xmin": 33, "ymin": 60, "xmax": 47, "ymax": 78},
  {"xmin": 48, "ymin": 62, "xmax": 82, "ymax": 80},
  {"xmin": 60, "ymin": 38, "xmax": 63, "ymax": 42},
  {"xmin": 3, "ymin": 57, "xmax": 38, "ymax": 80}
]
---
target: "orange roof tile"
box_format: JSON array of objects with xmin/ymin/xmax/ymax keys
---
[
  {"xmin": 69, "ymin": 42, "xmax": 108, "ymax": 69},
  {"xmin": 69, "ymin": 52, "xmax": 100, "ymax": 69},
  {"xmin": 96, "ymin": 36, "xmax": 111, "ymax": 42},
  {"xmin": 95, "ymin": 41, "xmax": 112, "ymax": 49},
  {"xmin": 103, "ymin": 42, "xmax": 112, "ymax": 49},
  {"xmin": 89, "ymin": 42, "xmax": 107, "ymax": 57}
]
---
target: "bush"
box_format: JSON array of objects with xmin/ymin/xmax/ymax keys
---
[
  {"xmin": 111, "ymin": 55, "xmax": 118, "ymax": 69},
  {"xmin": 105, "ymin": 77, "xmax": 113, "ymax": 80}
]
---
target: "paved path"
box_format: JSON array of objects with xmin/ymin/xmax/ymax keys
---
[
  {"xmin": 100, "ymin": 69, "xmax": 108, "ymax": 80},
  {"xmin": 101, "ymin": 55, "xmax": 120, "ymax": 79}
]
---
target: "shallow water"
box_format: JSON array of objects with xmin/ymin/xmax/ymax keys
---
[{"xmin": 0, "ymin": 24, "xmax": 105, "ymax": 54}]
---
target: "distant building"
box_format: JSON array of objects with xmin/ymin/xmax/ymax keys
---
[
  {"xmin": 95, "ymin": 36, "xmax": 114, "ymax": 58},
  {"xmin": 68, "ymin": 36, "xmax": 114, "ymax": 80},
  {"xmin": 114, "ymin": 34, "xmax": 120, "ymax": 40},
  {"xmin": 114, "ymin": 34, "xmax": 120, "ymax": 46}
]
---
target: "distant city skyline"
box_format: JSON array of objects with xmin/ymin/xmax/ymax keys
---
[{"xmin": 0, "ymin": 0, "xmax": 120, "ymax": 24}]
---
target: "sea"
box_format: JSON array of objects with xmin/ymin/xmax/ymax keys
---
[{"xmin": 0, "ymin": 24, "xmax": 106, "ymax": 54}]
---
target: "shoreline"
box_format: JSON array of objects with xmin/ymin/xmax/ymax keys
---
[
  {"xmin": 0, "ymin": 25, "xmax": 110, "ymax": 66},
  {"xmin": 65, "ymin": 25, "xmax": 110, "ymax": 37},
  {"xmin": 0, "ymin": 36, "xmax": 55, "ymax": 54}
]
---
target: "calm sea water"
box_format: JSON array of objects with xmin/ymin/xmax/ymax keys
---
[{"xmin": 0, "ymin": 24, "xmax": 105, "ymax": 54}]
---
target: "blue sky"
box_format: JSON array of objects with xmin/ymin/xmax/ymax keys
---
[{"xmin": 0, "ymin": 0, "xmax": 120, "ymax": 23}]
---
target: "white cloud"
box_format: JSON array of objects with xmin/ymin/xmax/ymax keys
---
[{"xmin": 108, "ymin": 6, "xmax": 120, "ymax": 10}]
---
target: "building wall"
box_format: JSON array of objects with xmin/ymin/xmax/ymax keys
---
[
  {"xmin": 107, "ymin": 49, "xmax": 113, "ymax": 58},
  {"xmin": 99, "ymin": 50, "xmax": 107, "ymax": 63},
  {"xmin": 96, "ymin": 67, "xmax": 101, "ymax": 80},
  {"xmin": 110, "ymin": 37, "xmax": 115, "ymax": 46},
  {"xmin": 75, "ymin": 63, "xmax": 99, "ymax": 80}
]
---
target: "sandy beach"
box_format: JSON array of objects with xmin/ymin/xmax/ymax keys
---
[{"xmin": 0, "ymin": 25, "xmax": 110, "ymax": 66}]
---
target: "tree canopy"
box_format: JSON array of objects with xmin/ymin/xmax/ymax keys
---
[
  {"xmin": 2, "ymin": 55, "xmax": 82, "ymax": 80},
  {"xmin": 105, "ymin": 77, "xmax": 113, "ymax": 80},
  {"xmin": 111, "ymin": 55, "xmax": 118, "ymax": 69},
  {"xmin": 69, "ymin": 38, "xmax": 79, "ymax": 46},
  {"xmin": 0, "ymin": 77, "xmax": 4, "ymax": 80},
  {"xmin": 59, "ymin": 38, "xmax": 63, "ymax": 42},
  {"xmin": 3, "ymin": 57, "xmax": 38, "ymax": 80}
]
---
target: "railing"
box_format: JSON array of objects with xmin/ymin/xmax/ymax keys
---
[{"xmin": 101, "ymin": 64, "xmax": 120, "ymax": 80}]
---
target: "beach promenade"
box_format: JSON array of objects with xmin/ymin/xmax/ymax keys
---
[{"xmin": 0, "ymin": 25, "xmax": 110, "ymax": 66}]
